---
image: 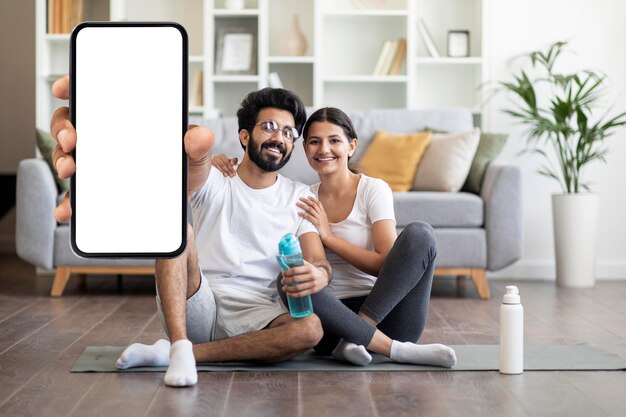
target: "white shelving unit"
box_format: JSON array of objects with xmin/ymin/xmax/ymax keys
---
[
  {"xmin": 414, "ymin": 0, "xmax": 488, "ymax": 118},
  {"xmin": 36, "ymin": 0, "xmax": 489, "ymax": 127}
]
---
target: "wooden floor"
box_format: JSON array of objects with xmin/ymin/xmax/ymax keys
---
[{"xmin": 0, "ymin": 253, "xmax": 625, "ymax": 417}]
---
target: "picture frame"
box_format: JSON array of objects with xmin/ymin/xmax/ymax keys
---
[
  {"xmin": 447, "ymin": 30, "xmax": 470, "ymax": 57},
  {"xmin": 215, "ymin": 26, "xmax": 257, "ymax": 75}
]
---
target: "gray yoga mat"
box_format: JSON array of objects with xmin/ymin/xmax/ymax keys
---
[{"xmin": 71, "ymin": 344, "xmax": 626, "ymax": 372}]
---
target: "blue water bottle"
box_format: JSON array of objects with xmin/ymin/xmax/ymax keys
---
[{"xmin": 276, "ymin": 233, "xmax": 314, "ymax": 318}]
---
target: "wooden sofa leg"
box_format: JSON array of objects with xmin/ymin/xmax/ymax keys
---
[
  {"xmin": 470, "ymin": 268, "xmax": 490, "ymax": 300},
  {"xmin": 51, "ymin": 267, "xmax": 71, "ymax": 297}
]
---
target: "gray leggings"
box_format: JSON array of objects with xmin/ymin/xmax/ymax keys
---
[{"xmin": 278, "ymin": 221, "xmax": 437, "ymax": 355}]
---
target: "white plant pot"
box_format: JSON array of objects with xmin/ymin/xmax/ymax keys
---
[{"xmin": 552, "ymin": 193, "xmax": 600, "ymax": 288}]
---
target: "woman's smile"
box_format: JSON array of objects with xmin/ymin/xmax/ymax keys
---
[{"xmin": 314, "ymin": 154, "xmax": 337, "ymax": 163}]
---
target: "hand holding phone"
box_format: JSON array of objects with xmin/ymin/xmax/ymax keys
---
[
  {"xmin": 48, "ymin": 22, "xmax": 215, "ymax": 258},
  {"xmin": 50, "ymin": 75, "xmax": 76, "ymax": 223},
  {"xmin": 50, "ymin": 80, "xmax": 215, "ymax": 224}
]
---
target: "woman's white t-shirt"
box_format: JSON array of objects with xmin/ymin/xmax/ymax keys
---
[{"xmin": 311, "ymin": 175, "xmax": 396, "ymax": 299}]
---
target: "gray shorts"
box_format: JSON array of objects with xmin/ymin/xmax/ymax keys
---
[
  {"xmin": 156, "ymin": 271, "xmax": 287, "ymax": 342},
  {"xmin": 156, "ymin": 272, "xmax": 221, "ymax": 343}
]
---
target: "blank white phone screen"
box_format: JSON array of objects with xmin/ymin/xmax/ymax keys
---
[{"xmin": 73, "ymin": 25, "xmax": 185, "ymax": 256}]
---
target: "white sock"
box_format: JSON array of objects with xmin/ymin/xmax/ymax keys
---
[
  {"xmin": 116, "ymin": 339, "xmax": 170, "ymax": 369},
  {"xmin": 163, "ymin": 339, "xmax": 197, "ymax": 387},
  {"xmin": 332, "ymin": 339, "xmax": 372, "ymax": 366},
  {"xmin": 389, "ymin": 341, "xmax": 457, "ymax": 368}
]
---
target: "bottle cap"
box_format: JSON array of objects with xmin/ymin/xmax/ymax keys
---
[
  {"xmin": 502, "ymin": 285, "xmax": 521, "ymax": 304},
  {"xmin": 278, "ymin": 233, "xmax": 301, "ymax": 255}
]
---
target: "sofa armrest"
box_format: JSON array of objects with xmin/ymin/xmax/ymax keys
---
[
  {"xmin": 16, "ymin": 159, "xmax": 58, "ymax": 269},
  {"xmin": 480, "ymin": 162, "xmax": 523, "ymax": 271}
]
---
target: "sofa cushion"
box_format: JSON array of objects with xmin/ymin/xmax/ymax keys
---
[
  {"xmin": 396, "ymin": 226, "xmax": 486, "ymax": 268},
  {"xmin": 412, "ymin": 128, "xmax": 480, "ymax": 192},
  {"xmin": 393, "ymin": 191, "xmax": 483, "ymax": 228},
  {"xmin": 430, "ymin": 228, "xmax": 487, "ymax": 268},
  {"xmin": 190, "ymin": 108, "xmax": 475, "ymax": 186},
  {"xmin": 357, "ymin": 130, "xmax": 431, "ymax": 192},
  {"xmin": 462, "ymin": 132, "xmax": 508, "ymax": 194}
]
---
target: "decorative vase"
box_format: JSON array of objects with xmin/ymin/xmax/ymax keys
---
[
  {"xmin": 552, "ymin": 193, "xmax": 600, "ymax": 288},
  {"xmin": 282, "ymin": 15, "xmax": 308, "ymax": 56}
]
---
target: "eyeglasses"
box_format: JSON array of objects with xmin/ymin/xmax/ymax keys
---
[{"xmin": 254, "ymin": 120, "xmax": 300, "ymax": 143}]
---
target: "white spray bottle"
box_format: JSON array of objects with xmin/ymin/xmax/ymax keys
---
[{"xmin": 499, "ymin": 285, "xmax": 523, "ymax": 374}]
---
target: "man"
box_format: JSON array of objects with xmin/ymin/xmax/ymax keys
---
[{"xmin": 50, "ymin": 76, "xmax": 331, "ymax": 387}]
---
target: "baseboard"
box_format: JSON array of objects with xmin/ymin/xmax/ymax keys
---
[
  {"xmin": 488, "ymin": 260, "xmax": 626, "ymax": 280},
  {"xmin": 594, "ymin": 261, "xmax": 626, "ymax": 279}
]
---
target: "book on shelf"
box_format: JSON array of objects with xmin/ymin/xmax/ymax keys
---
[
  {"xmin": 387, "ymin": 38, "xmax": 407, "ymax": 75},
  {"xmin": 372, "ymin": 41, "xmax": 389, "ymax": 75},
  {"xmin": 380, "ymin": 40, "xmax": 398, "ymax": 75},
  {"xmin": 417, "ymin": 18, "xmax": 440, "ymax": 58},
  {"xmin": 268, "ymin": 72, "xmax": 284, "ymax": 88},
  {"xmin": 48, "ymin": 0, "xmax": 83, "ymax": 34},
  {"xmin": 372, "ymin": 40, "xmax": 396, "ymax": 76}
]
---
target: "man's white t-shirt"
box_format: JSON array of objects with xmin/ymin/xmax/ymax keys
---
[
  {"xmin": 190, "ymin": 167, "xmax": 317, "ymax": 337},
  {"xmin": 311, "ymin": 175, "xmax": 396, "ymax": 299}
]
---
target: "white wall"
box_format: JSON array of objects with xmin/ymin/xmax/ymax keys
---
[{"xmin": 484, "ymin": 0, "xmax": 626, "ymax": 279}]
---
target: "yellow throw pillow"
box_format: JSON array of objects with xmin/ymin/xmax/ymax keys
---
[{"xmin": 357, "ymin": 130, "xmax": 431, "ymax": 192}]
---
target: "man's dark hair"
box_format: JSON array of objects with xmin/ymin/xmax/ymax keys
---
[{"xmin": 236, "ymin": 88, "xmax": 307, "ymax": 150}]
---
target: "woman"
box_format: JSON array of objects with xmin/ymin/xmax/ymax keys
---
[{"xmin": 212, "ymin": 107, "xmax": 455, "ymax": 367}]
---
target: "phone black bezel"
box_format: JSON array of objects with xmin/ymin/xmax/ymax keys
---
[{"xmin": 69, "ymin": 21, "xmax": 188, "ymax": 259}]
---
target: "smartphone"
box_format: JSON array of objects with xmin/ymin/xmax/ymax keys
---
[{"xmin": 70, "ymin": 22, "xmax": 188, "ymax": 258}]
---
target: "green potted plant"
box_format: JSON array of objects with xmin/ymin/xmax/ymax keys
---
[{"xmin": 499, "ymin": 41, "xmax": 626, "ymax": 287}]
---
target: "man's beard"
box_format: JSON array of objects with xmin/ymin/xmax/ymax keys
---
[{"xmin": 247, "ymin": 138, "xmax": 292, "ymax": 172}]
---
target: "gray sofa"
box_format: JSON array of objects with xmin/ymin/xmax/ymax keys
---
[{"xmin": 16, "ymin": 108, "xmax": 522, "ymax": 298}]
